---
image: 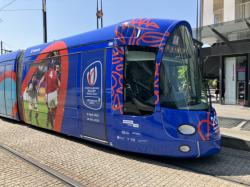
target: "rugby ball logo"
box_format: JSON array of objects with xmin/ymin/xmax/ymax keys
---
[{"xmin": 87, "ymin": 66, "xmax": 97, "ymax": 86}]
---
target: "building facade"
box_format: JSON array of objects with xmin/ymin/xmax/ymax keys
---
[{"xmin": 199, "ymin": 0, "xmax": 250, "ymax": 106}]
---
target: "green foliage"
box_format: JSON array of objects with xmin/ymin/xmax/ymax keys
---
[
  {"xmin": 178, "ymin": 66, "xmax": 188, "ymax": 90},
  {"xmin": 208, "ymin": 79, "xmax": 217, "ymax": 89}
]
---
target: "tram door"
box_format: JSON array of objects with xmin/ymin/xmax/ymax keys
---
[
  {"xmin": 80, "ymin": 49, "xmax": 106, "ymax": 141},
  {"xmin": 111, "ymin": 46, "xmax": 163, "ymax": 146},
  {"xmin": 123, "ymin": 46, "xmax": 156, "ymax": 116}
]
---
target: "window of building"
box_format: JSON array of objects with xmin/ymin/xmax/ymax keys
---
[
  {"xmin": 236, "ymin": 0, "xmax": 250, "ymax": 19},
  {"xmin": 213, "ymin": 0, "xmax": 224, "ymax": 24}
]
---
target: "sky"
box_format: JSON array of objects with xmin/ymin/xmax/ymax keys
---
[{"xmin": 0, "ymin": 0, "xmax": 199, "ymax": 51}]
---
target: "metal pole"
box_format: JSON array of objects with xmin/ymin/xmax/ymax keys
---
[
  {"xmin": 101, "ymin": 0, "xmax": 103, "ymax": 28},
  {"xmin": 0, "ymin": 41, "xmax": 3, "ymax": 55},
  {"xmin": 196, "ymin": 0, "xmax": 199, "ymax": 39},
  {"xmin": 247, "ymin": 53, "xmax": 250, "ymax": 106},
  {"xmin": 199, "ymin": 0, "xmax": 203, "ymax": 28},
  {"xmin": 199, "ymin": 0, "xmax": 203, "ymax": 41},
  {"xmin": 42, "ymin": 0, "xmax": 47, "ymax": 43},
  {"xmin": 97, "ymin": 0, "xmax": 99, "ymax": 29}
]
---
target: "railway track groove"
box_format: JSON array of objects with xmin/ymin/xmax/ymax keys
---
[{"xmin": 0, "ymin": 143, "xmax": 84, "ymax": 187}]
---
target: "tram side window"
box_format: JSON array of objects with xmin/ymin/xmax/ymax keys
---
[
  {"xmin": 124, "ymin": 46, "xmax": 157, "ymax": 116},
  {"xmin": 5, "ymin": 64, "xmax": 14, "ymax": 116},
  {"xmin": 0, "ymin": 66, "xmax": 5, "ymax": 115}
]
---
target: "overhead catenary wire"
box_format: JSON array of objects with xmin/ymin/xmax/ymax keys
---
[
  {"xmin": 0, "ymin": 0, "xmax": 17, "ymax": 12},
  {"xmin": 0, "ymin": 9, "xmax": 41, "ymax": 12},
  {"xmin": 0, "ymin": 0, "xmax": 17, "ymax": 23}
]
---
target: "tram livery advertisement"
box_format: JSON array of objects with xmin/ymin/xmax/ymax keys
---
[{"xmin": 0, "ymin": 18, "xmax": 220, "ymax": 158}]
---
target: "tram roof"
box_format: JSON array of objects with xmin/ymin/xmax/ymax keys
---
[
  {"xmin": 23, "ymin": 18, "xmax": 192, "ymax": 57},
  {"xmin": 0, "ymin": 50, "xmax": 21, "ymax": 63}
]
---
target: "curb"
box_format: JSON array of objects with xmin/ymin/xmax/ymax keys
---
[{"xmin": 222, "ymin": 135, "xmax": 250, "ymax": 152}]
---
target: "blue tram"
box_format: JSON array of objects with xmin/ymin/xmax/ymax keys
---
[{"xmin": 0, "ymin": 18, "xmax": 221, "ymax": 157}]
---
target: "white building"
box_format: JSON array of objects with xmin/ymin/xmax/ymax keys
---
[{"xmin": 200, "ymin": 0, "xmax": 250, "ymax": 106}]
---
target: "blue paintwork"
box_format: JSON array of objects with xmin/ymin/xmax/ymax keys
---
[{"xmin": 0, "ymin": 19, "xmax": 221, "ymax": 158}]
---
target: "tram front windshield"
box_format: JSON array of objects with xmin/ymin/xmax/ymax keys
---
[{"xmin": 160, "ymin": 26, "xmax": 209, "ymax": 111}]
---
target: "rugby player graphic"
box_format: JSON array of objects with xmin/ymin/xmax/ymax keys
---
[
  {"xmin": 27, "ymin": 74, "xmax": 39, "ymax": 125},
  {"xmin": 38, "ymin": 52, "xmax": 61, "ymax": 129}
]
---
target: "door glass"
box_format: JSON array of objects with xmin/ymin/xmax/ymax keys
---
[
  {"xmin": 5, "ymin": 64, "xmax": 13, "ymax": 116},
  {"xmin": 124, "ymin": 46, "xmax": 157, "ymax": 116},
  {"xmin": 0, "ymin": 66, "xmax": 5, "ymax": 115}
]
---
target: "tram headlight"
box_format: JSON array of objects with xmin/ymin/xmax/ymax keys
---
[{"xmin": 178, "ymin": 124, "xmax": 196, "ymax": 135}]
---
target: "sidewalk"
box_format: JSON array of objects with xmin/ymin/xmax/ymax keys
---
[{"xmin": 213, "ymin": 103, "xmax": 250, "ymax": 151}]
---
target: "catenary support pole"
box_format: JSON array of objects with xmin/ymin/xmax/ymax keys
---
[
  {"xmin": 42, "ymin": 0, "xmax": 47, "ymax": 43},
  {"xmin": 97, "ymin": 0, "xmax": 99, "ymax": 29},
  {"xmin": 0, "ymin": 41, "xmax": 3, "ymax": 55},
  {"xmin": 101, "ymin": 0, "xmax": 103, "ymax": 28}
]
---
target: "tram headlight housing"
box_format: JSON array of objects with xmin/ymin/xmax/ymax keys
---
[{"xmin": 178, "ymin": 124, "xmax": 196, "ymax": 135}]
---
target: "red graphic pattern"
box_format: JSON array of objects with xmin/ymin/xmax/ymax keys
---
[
  {"xmin": 112, "ymin": 47, "xmax": 124, "ymax": 114},
  {"xmin": 21, "ymin": 41, "xmax": 69, "ymax": 132},
  {"xmin": 154, "ymin": 62, "xmax": 160, "ymax": 105},
  {"xmin": 112, "ymin": 18, "xmax": 171, "ymax": 113},
  {"xmin": 197, "ymin": 112, "xmax": 213, "ymax": 141}
]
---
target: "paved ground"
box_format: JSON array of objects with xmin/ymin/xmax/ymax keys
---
[
  {"xmin": 212, "ymin": 103, "xmax": 250, "ymax": 145},
  {"xmin": 0, "ymin": 118, "xmax": 247, "ymax": 187},
  {"xmin": 213, "ymin": 103, "xmax": 250, "ymax": 120},
  {"xmin": 0, "ymin": 145, "xmax": 64, "ymax": 187}
]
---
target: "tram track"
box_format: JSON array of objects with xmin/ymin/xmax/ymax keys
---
[{"xmin": 0, "ymin": 143, "xmax": 83, "ymax": 187}]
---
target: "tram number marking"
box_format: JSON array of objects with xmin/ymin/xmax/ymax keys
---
[{"xmin": 210, "ymin": 115, "xmax": 220, "ymax": 134}]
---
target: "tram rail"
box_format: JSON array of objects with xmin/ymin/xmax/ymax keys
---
[{"xmin": 0, "ymin": 143, "xmax": 83, "ymax": 187}]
